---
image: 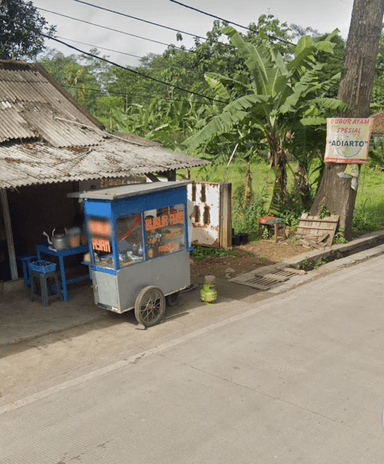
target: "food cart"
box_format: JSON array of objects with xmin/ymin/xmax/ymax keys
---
[{"xmin": 69, "ymin": 181, "xmax": 192, "ymax": 327}]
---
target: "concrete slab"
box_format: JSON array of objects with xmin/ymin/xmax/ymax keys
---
[
  {"xmin": 1, "ymin": 255, "xmax": 384, "ymax": 463},
  {"xmin": 1, "ymin": 229, "xmax": 384, "ymax": 348},
  {"xmin": 0, "ymin": 282, "xmax": 106, "ymax": 346}
]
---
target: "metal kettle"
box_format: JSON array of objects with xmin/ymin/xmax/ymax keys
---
[{"xmin": 43, "ymin": 228, "xmax": 68, "ymax": 250}]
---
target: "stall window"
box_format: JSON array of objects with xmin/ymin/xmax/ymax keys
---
[
  {"xmin": 145, "ymin": 204, "xmax": 185, "ymax": 259},
  {"xmin": 88, "ymin": 217, "xmax": 115, "ymax": 269},
  {"xmin": 116, "ymin": 213, "xmax": 144, "ymax": 267}
]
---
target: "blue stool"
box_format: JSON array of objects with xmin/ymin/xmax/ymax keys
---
[
  {"xmin": 17, "ymin": 254, "xmax": 37, "ymax": 287},
  {"xmin": 29, "ymin": 260, "xmax": 62, "ymax": 307}
]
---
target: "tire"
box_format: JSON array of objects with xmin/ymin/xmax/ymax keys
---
[
  {"xmin": 166, "ymin": 292, "xmax": 180, "ymax": 307},
  {"xmin": 134, "ymin": 286, "xmax": 166, "ymax": 327}
]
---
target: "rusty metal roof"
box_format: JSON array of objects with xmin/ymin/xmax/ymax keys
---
[
  {"xmin": 0, "ymin": 139, "xmax": 208, "ymax": 188},
  {"xmin": 0, "ymin": 60, "xmax": 209, "ymax": 188}
]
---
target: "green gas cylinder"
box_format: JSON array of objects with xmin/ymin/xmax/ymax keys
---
[{"xmin": 200, "ymin": 275, "xmax": 217, "ymax": 305}]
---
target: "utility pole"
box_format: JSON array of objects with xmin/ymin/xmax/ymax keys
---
[{"xmin": 310, "ymin": 0, "xmax": 384, "ymax": 240}]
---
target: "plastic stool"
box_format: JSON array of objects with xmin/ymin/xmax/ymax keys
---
[
  {"xmin": 29, "ymin": 264, "xmax": 62, "ymax": 307},
  {"xmin": 17, "ymin": 254, "xmax": 37, "ymax": 287}
]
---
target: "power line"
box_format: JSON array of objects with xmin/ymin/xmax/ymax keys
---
[
  {"xmin": 43, "ymin": 34, "xmax": 226, "ymax": 104},
  {"xmin": 64, "ymin": 83, "xmax": 202, "ymax": 103},
  {"xmin": 169, "ymin": 0, "xmax": 295, "ymax": 46},
  {"xmin": 169, "ymin": 0, "xmax": 250, "ymax": 31},
  {"xmin": 37, "ymin": 7, "xmax": 186, "ymax": 51},
  {"xmin": 71, "ymin": 0, "xmax": 206, "ymax": 41},
  {"xmin": 56, "ymin": 36, "xmax": 143, "ymax": 59}
]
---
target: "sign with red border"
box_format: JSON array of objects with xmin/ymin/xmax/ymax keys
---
[{"xmin": 324, "ymin": 118, "xmax": 373, "ymax": 164}]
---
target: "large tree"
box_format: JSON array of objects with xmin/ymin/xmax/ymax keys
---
[
  {"xmin": 185, "ymin": 27, "xmax": 346, "ymax": 207},
  {"xmin": 0, "ymin": 0, "xmax": 55, "ymax": 60},
  {"xmin": 310, "ymin": 0, "xmax": 384, "ymax": 239}
]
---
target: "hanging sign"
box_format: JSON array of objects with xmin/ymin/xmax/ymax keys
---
[{"xmin": 324, "ymin": 118, "xmax": 373, "ymax": 164}]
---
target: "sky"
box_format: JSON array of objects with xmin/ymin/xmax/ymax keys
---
[{"xmin": 31, "ymin": 0, "xmax": 355, "ymax": 67}]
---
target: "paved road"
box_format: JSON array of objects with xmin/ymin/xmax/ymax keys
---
[{"xmin": 1, "ymin": 255, "xmax": 384, "ymax": 463}]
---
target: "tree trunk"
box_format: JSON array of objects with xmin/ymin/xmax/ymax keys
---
[
  {"xmin": 243, "ymin": 158, "xmax": 253, "ymax": 206},
  {"xmin": 310, "ymin": 0, "xmax": 384, "ymax": 240}
]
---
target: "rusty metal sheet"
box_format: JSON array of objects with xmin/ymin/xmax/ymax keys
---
[
  {"xmin": 0, "ymin": 140, "xmax": 209, "ymax": 189},
  {"xmin": 0, "ymin": 62, "xmax": 209, "ymax": 188},
  {"xmin": 187, "ymin": 182, "xmax": 221, "ymax": 248}
]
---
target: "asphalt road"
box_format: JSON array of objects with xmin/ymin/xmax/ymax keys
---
[{"xmin": 1, "ymin": 254, "xmax": 384, "ymax": 463}]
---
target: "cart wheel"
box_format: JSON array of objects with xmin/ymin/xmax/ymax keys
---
[
  {"xmin": 134, "ymin": 286, "xmax": 166, "ymax": 327},
  {"xmin": 166, "ymin": 292, "xmax": 180, "ymax": 307}
]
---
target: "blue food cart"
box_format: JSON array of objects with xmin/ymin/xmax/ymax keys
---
[{"xmin": 69, "ymin": 181, "xmax": 192, "ymax": 327}]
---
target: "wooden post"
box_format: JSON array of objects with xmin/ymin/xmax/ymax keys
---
[
  {"xmin": 219, "ymin": 183, "xmax": 232, "ymax": 249},
  {"xmin": 0, "ymin": 189, "xmax": 18, "ymax": 280}
]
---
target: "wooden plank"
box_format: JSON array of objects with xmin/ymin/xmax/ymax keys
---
[
  {"xmin": 1, "ymin": 189, "xmax": 18, "ymax": 280},
  {"xmin": 296, "ymin": 225, "xmax": 337, "ymax": 230},
  {"xmin": 295, "ymin": 214, "xmax": 339, "ymax": 246},
  {"xmin": 219, "ymin": 182, "xmax": 232, "ymax": 249},
  {"xmin": 298, "ymin": 218, "xmax": 339, "ymax": 224}
]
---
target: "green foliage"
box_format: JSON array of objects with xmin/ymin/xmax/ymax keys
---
[
  {"xmin": 353, "ymin": 198, "xmax": 384, "ymax": 233},
  {"xmin": 352, "ymin": 167, "xmax": 384, "ymax": 234},
  {"xmin": 184, "ymin": 26, "xmax": 347, "ymax": 211},
  {"xmin": 39, "ymin": 49, "xmax": 108, "ymax": 113},
  {"xmin": 232, "ymin": 186, "xmax": 264, "ymax": 234},
  {"xmin": 368, "ymin": 136, "xmax": 384, "ymax": 170},
  {"xmin": 108, "ymin": 95, "xmax": 206, "ymax": 151},
  {"xmin": 334, "ymin": 228, "xmax": 348, "ymax": 243},
  {"xmin": 0, "ymin": 0, "xmax": 55, "ymax": 60},
  {"xmin": 319, "ymin": 202, "xmax": 330, "ymax": 219},
  {"xmin": 191, "ymin": 246, "xmax": 240, "ymax": 260},
  {"xmin": 299, "ymin": 257, "xmax": 329, "ymax": 271}
]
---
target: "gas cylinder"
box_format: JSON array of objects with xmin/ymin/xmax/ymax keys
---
[{"xmin": 200, "ymin": 275, "xmax": 217, "ymax": 305}]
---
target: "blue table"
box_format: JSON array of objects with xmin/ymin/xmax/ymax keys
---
[{"xmin": 36, "ymin": 243, "xmax": 89, "ymax": 302}]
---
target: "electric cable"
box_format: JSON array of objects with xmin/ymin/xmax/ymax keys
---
[
  {"xmin": 37, "ymin": 7, "xmax": 187, "ymax": 50},
  {"xmin": 63, "ymin": 84, "xmax": 206, "ymax": 103},
  {"xmin": 169, "ymin": 0, "xmax": 249, "ymax": 31},
  {"xmin": 71, "ymin": 0, "xmax": 206, "ymax": 41},
  {"xmin": 42, "ymin": 34, "xmax": 227, "ymax": 104},
  {"xmin": 56, "ymin": 36, "xmax": 143, "ymax": 59},
  {"xmin": 168, "ymin": 0, "xmax": 295, "ymax": 46}
]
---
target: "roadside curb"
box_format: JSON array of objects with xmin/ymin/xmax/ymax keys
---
[
  {"xmin": 230, "ymin": 229, "xmax": 384, "ymax": 294},
  {"xmin": 268, "ymin": 243, "xmax": 384, "ymax": 294}
]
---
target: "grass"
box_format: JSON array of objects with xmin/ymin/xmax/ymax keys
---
[
  {"xmin": 178, "ymin": 159, "xmax": 296, "ymax": 196},
  {"xmin": 191, "ymin": 246, "xmax": 240, "ymax": 260},
  {"xmin": 178, "ymin": 161, "xmax": 384, "ymax": 238},
  {"xmin": 353, "ymin": 166, "xmax": 384, "ymax": 234}
]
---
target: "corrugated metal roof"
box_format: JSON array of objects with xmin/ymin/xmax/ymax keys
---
[
  {"xmin": 0, "ymin": 60, "xmax": 209, "ymax": 188},
  {"xmin": 0, "ymin": 139, "xmax": 209, "ymax": 188},
  {"xmin": 0, "ymin": 66, "xmax": 105, "ymax": 147},
  {"xmin": 69, "ymin": 180, "xmax": 192, "ymax": 201}
]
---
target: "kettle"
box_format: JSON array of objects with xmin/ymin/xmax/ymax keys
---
[{"xmin": 43, "ymin": 228, "xmax": 68, "ymax": 250}]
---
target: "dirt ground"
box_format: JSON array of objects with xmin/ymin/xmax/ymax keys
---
[{"xmin": 190, "ymin": 238, "xmax": 307, "ymax": 278}]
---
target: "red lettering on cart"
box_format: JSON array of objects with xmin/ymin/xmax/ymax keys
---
[
  {"xmin": 170, "ymin": 211, "xmax": 184, "ymax": 225},
  {"xmin": 88, "ymin": 220, "xmax": 111, "ymax": 237},
  {"xmin": 92, "ymin": 238, "xmax": 111, "ymax": 252},
  {"xmin": 145, "ymin": 215, "xmax": 169, "ymax": 231},
  {"xmin": 158, "ymin": 242, "xmax": 175, "ymax": 254}
]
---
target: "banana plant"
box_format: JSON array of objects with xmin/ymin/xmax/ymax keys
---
[{"xmin": 185, "ymin": 27, "xmax": 347, "ymax": 208}]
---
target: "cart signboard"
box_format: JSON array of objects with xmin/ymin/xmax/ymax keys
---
[
  {"xmin": 88, "ymin": 218, "xmax": 112, "ymax": 256},
  {"xmin": 324, "ymin": 118, "xmax": 373, "ymax": 164}
]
